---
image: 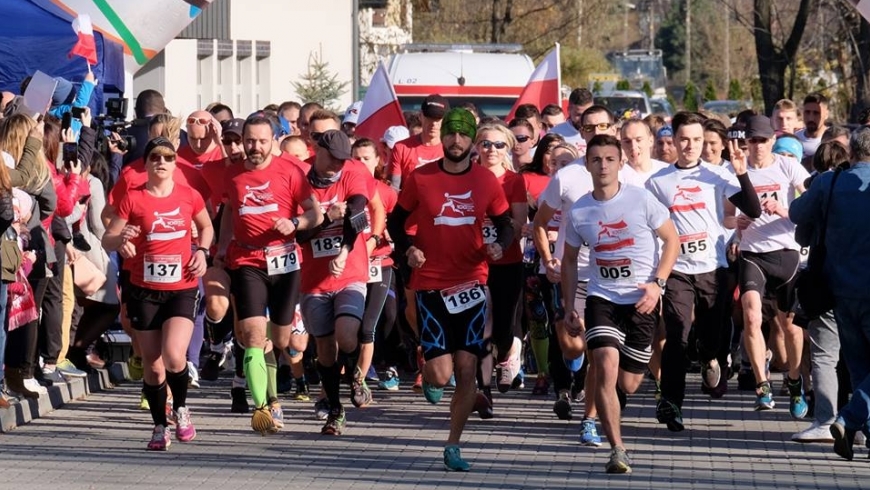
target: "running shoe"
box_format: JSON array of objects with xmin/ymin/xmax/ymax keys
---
[
  {"xmin": 831, "ymin": 418, "xmax": 856, "ymax": 461},
  {"xmin": 314, "ymin": 398, "xmax": 331, "ymax": 420},
  {"xmin": 127, "ymin": 356, "xmax": 144, "ymax": 381},
  {"xmin": 199, "ymin": 347, "xmax": 226, "ymax": 381},
  {"xmin": 321, "ymin": 406, "xmax": 346, "ymax": 435},
  {"xmin": 553, "ymin": 391, "xmax": 572, "ymax": 420},
  {"xmin": 496, "ymin": 347, "xmax": 522, "ymax": 393},
  {"xmin": 443, "ymin": 445, "xmax": 471, "ymax": 472},
  {"xmin": 702, "ymin": 359, "xmax": 721, "ymax": 390},
  {"xmin": 656, "ymin": 399, "xmax": 685, "ymax": 432},
  {"xmin": 707, "ymin": 376, "xmax": 728, "ymax": 399},
  {"xmin": 365, "ymin": 365, "xmax": 380, "ymax": 383},
  {"xmin": 56, "ymin": 359, "xmax": 88, "ymax": 378},
  {"xmin": 579, "ymin": 418, "xmax": 602, "ymax": 447},
  {"xmin": 351, "ymin": 378, "xmax": 373, "ymax": 408},
  {"xmin": 532, "ymin": 374, "xmax": 550, "ymax": 396},
  {"xmin": 787, "ymin": 375, "xmax": 809, "ymax": 419},
  {"xmin": 791, "ymin": 421, "xmax": 834, "ymax": 443},
  {"xmin": 230, "ymin": 387, "xmax": 249, "ymax": 413},
  {"xmin": 147, "ymin": 425, "xmax": 172, "ymax": 451},
  {"xmin": 754, "ymin": 382, "xmax": 775, "ymax": 411},
  {"xmin": 270, "ymin": 402, "xmax": 285, "ymax": 430},
  {"xmin": 474, "ymin": 391, "xmax": 493, "ymax": 420},
  {"xmin": 139, "ymin": 391, "xmax": 150, "ymax": 411},
  {"xmin": 422, "ymin": 381, "xmax": 444, "ymax": 405},
  {"xmin": 187, "ymin": 361, "xmax": 200, "ymax": 389},
  {"xmin": 174, "ymin": 406, "xmax": 197, "ymax": 442},
  {"xmin": 412, "ymin": 372, "xmax": 423, "ymax": 393},
  {"xmin": 294, "ymin": 378, "xmax": 311, "ymax": 401},
  {"xmin": 377, "ymin": 367, "xmax": 400, "ymax": 391},
  {"xmin": 605, "ymin": 446, "xmax": 632, "ymax": 474},
  {"xmin": 251, "ymin": 406, "xmax": 278, "ymax": 435}
]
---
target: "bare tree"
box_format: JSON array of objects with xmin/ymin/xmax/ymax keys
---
[{"xmin": 752, "ymin": 0, "xmax": 812, "ymax": 113}]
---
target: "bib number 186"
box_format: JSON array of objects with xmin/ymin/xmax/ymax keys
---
[{"xmin": 441, "ymin": 283, "xmax": 485, "ymax": 314}]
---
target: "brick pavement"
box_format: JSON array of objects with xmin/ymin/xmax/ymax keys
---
[{"xmin": 0, "ymin": 373, "xmax": 867, "ymax": 489}]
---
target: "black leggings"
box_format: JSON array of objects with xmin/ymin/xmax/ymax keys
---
[
  {"xmin": 361, "ymin": 266, "xmax": 394, "ymax": 344},
  {"xmin": 487, "ymin": 262, "xmax": 524, "ymax": 362},
  {"xmin": 5, "ymin": 275, "xmax": 50, "ymax": 377}
]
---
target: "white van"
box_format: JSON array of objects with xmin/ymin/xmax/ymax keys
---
[{"xmin": 387, "ymin": 44, "xmax": 535, "ymax": 119}]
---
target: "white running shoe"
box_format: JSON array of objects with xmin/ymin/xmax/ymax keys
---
[{"xmin": 791, "ymin": 421, "xmax": 834, "ymax": 443}]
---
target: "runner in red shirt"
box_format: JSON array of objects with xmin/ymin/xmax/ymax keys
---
[
  {"xmin": 216, "ymin": 116, "xmax": 323, "ymax": 435},
  {"xmin": 295, "ymin": 130, "xmax": 371, "ymax": 435},
  {"xmin": 387, "ymin": 108, "xmax": 515, "ymax": 471},
  {"xmin": 102, "ymin": 138, "xmax": 213, "ymax": 451}
]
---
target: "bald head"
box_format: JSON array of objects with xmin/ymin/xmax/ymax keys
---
[{"xmin": 187, "ymin": 110, "xmax": 216, "ymax": 154}]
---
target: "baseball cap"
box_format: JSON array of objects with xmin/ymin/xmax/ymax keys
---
[
  {"xmin": 343, "ymin": 101, "xmax": 363, "ymax": 125},
  {"xmin": 317, "ymin": 129, "xmax": 352, "ymax": 160},
  {"xmin": 656, "ymin": 125, "xmax": 674, "ymax": 139},
  {"xmin": 726, "ymin": 123, "xmax": 746, "ymax": 142},
  {"xmin": 421, "ymin": 94, "xmax": 449, "ymax": 119},
  {"xmin": 51, "ymin": 77, "xmax": 74, "ymax": 107},
  {"xmin": 745, "ymin": 115, "xmax": 775, "ymax": 139},
  {"xmin": 382, "ymin": 125, "xmax": 410, "ymax": 149},
  {"xmin": 221, "ymin": 118, "xmax": 245, "ymax": 138}
]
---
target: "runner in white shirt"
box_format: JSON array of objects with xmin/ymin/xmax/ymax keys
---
[
  {"xmin": 549, "ymin": 88, "xmax": 594, "ymax": 156},
  {"xmin": 725, "ymin": 115, "xmax": 810, "ymax": 415},
  {"xmin": 561, "ymin": 134, "xmax": 679, "ymax": 474},
  {"xmin": 645, "ymin": 112, "xmax": 762, "ymax": 431},
  {"xmin": 533, "ymin": 104, "xmax": 616, "ymax": 445},
  {"xmin": 619, "ymin": 119, "xmax": 670, "ymax": 188}
]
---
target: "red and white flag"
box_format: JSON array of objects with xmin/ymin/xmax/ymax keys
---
[
  {"xmin": 355, "ymin": 62, "xmax": 407, "ymax": 142},
  {"xmin": 69, "ymin": 14, "xmax": 98, "ymax": 65},
  {"xmin": 506, "ymin": 44, "xmax": 561, "ymax": 122}
]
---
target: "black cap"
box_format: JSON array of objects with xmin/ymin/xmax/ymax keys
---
[
  {"xmin": 726, "ymin": 123, "xmax": 746, "ymax": 141},
  {"xmin": 745, "ymin": 115, "xmax": 775, "ymax": 139},
  {"xmin": 317, "ymin": 129, "xmax": 352, "ymax": 160},
  {"xmin": 421, "ymin": 94, "xmax": 449, "ymax": 119},
  {"xmin": 222, "ymin": 118, "xmax": 245, "ymax": 137},
  {"xmin": 144, "ymin": 137, "xmax": 176, "ymax": 160}
]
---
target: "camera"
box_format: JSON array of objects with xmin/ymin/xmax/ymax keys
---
[{"xmin": 94, "ymin": 96, "xmax": 136, "ymax": 156}]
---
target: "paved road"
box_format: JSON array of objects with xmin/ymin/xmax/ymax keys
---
[{"xmin": 0, "ymin": 373, "xmax": 867, "ymax": 489}]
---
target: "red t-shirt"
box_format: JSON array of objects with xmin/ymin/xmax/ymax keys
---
[
  {"xmin": 300, "ymin": 169, "xmax": 371, "ymax": 293},
  {"xmin": 225, "ymin": 158, "xmax": 313, "ymax": 270},
  {"xmin": 486, "ymin": 170, "xmax": 525, "ymax": 265},
  {"xmin": 390, "ymin": 135, "xmax": 443, "ymax": 187},
  {"xmin": 180, "ymin": 145, "xmax": 228, "ymax": 203},
  {"xmin": 110, "ymin": 155, "xmax": 211, "ymax": 207},
  {"xmin": 522, "ymin": 172, "xmax": 549, "ymax": 204},
  {"xmin": 398, "ymin": 161, "xmax": 510, "ymax": 290},
  {"xmin": 115, "ymin": 183, "xmax": 205, "ymax": 291},
  {"xmin": 368, "ymin": 181, "xmax": 397, "ymax": 266}
]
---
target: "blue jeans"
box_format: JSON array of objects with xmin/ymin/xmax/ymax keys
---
[
  {"xmin": 0, "ymin": 281, "xmax": 8, "ymax": 382},
  {"xmin": 833, "ymin": 297, "xmax": 870, "ymax": 433}
]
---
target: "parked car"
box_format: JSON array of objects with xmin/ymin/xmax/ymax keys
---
[{"xmin": 594, "ymin": 90, "xmax": 653, "ymax": 119}]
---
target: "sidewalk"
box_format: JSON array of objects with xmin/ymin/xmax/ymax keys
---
[{"xmin": 0, "ymin": 372, "xmax": 866, "ymax": 489}]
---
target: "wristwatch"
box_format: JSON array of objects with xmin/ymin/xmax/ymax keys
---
[
  {"xmin": 655, "ymin": 278, "xmax": 667, "ymax": 293},
  {"xmin": 368, "ymin": 234, "xmax": 383, "ymax": 247},
  {"xmin": 290, "ymin": 217, "xmax": 300, "ymax": 229},
  {"xmin": 195, "ymin": 246, "xmax": 210, "ymax": 259}
]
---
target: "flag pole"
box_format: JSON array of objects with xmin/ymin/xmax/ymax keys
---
[{"xmin": 555, "ymin": 42, "xmax": 562, "ymax": 105}]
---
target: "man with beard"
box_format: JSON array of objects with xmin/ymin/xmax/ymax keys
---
[
  {"xmin": 216, "ymin": 116, "xmax": 323, "ymax": 435},
  {"xmin": 796, "ymin": 93, "xmax": 829, "ymax": 159},
  {"xmin": 388, "ymin": 108, "xmax": 514, "ymax": 471}
]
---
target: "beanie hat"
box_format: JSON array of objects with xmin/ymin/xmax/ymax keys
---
[{"xmin": 773, "ymin": 136, "xmax": 804, "ymax": 162}]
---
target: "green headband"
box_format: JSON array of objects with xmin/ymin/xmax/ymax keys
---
[{"xmin": 440, "ymin": 108, "xmax": 477, "ymax": 141}]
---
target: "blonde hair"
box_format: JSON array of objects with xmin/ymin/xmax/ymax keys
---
[
  {"xmin": 151, "ymin": 114, "xmax": 182, "ymax": 148},
  {"xmin": 475, "ymin": 123, "xmax": 516, "ymax": 172},
  {"xmin": 0, "ymin": 114, "xmax": 50, "ymax": 192}
]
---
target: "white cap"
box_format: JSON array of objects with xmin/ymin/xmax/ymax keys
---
[
  {"xmin": 343, "ymin": 101, "xmax": 363, "ymax": 125},
  {"xmin": 382, "ymin": 125, "xmax": 410, "ymax": 149}
]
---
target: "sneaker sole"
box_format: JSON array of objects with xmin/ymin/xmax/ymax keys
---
[
  {"xmin": 444, "ymin": 463, "xmax": 471, "ymax": 472},
  {"xmin": 831, "ymin": 424, "xmax": 854, "ymax": 461},
  {"xmin": 605, "ymin": 462, "xmax": 632, "ymax": 474},
  {"xmin": 252, "ymin": 410, "xmax": 278, "ymax": 436},
  {"xmin": 792, "ymin": 436, "xmax": 834, "ymax": 443},
  {"xmin": 580, "ymin": 439, "xmax": 602, "ymax": 447},
  {"xmin": 177, "ymin": 430, "xmax": 197, "ymax": 443},
  {"xmin": 754, "ymin": 402, "xmax": 775, "ymax": 411},
  {"xmin": 553, "ymin": 400, "xmax": 572, "ymax": 420}
]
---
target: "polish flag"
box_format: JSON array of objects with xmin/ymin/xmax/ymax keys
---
[
  {"xmin": 507, "ymin": 44, "xmax": 561, "ymax": 122},
  {"xmin": 69, "ymin": 14, "xmax": 98, "ymax": 65},
  {"xmin": 355, "ymin": 62, "xmax": 407, "ymax": 142}
]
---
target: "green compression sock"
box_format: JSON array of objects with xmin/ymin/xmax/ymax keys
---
[
  {"xmin": 265, "ymin": 349, "xmax": 278, "ymax": 404},
  {"xmin": 531, "ymin": 337, "xmax": 550, "ymax": 376},
  {"xmin": 244, "ymin": 348, "xmax": 267, "ymax": 408}
]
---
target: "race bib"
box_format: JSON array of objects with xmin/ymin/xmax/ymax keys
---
[
  {"xmin": 441, "ymin": 281, "xmax": 485, "ymax": 314},
  {"xmin": 596, "ymin": 258, "xmax": 634, "ymax": 283},
  {"xmin": 679, "ymin": 232, "xmax": 711, "ymax": 258},
  {"xmin": 144, "ymin": 254, "xmax": 182, "ymax": 284},
  {"xmin": 481, "ymin": 218, "xmax": 497, "ymax": 245},
  {"xmin": 367, "ymin": 257, "xmax": 383, "ymax": 283},
  {"xmin": 265, "ymin": 242, "xmax": 300, "ymax": 276},
  {"xmin": 312, "ymin": 228, "xmax": 343, "ymax": 258}
]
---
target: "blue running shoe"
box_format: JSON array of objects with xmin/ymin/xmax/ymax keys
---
[
  {"xmin": 443, "ymin": 445, "xmax": 471, "ymax": 471},
  {"xmin": 754, "ymin": 382, "xmax": 775, "ymax": 411},
  {"xmin": 579, "ymin": 418, "xmax": 602, "ymax": 446},
  {"xmin": 787, "ymin": 375, "xmax": 808, "ymax": 419},
  {"xmin": 422, "ymin": 381, "xmax": 444, "ymax": 404},
  {"xmin": 377, "ymin": 367, "xmax": 400, "ymax": 391}
]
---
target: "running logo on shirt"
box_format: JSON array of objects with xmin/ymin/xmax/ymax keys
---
[
  {"xmin": 239, "ymin": 181, "xmax": 279, "ymax": 215},
  {"xmin": 434, "ymin": 191, "xmax": 476, "ymax": 226},
  {"xmin": 669, "ymin": 185, "xmax": 706, "ymax": 213},
  {"xmin": 593, "ymin": 219, "xmax": 635, "ymax": 252},
  {"xmin": 147, "ymin": 208, "xmax": 187, "ymax": 241},
  {"xmin": 416, "ymin": 156, "xmax": 441, "ymax": 169}
]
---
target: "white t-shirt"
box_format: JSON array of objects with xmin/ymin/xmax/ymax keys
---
[
  {"xmin": 737, "ymin": 154, "xmax": 810, "ymax": 253},
  {"xmin": 621, "ymin": 159, "xmax": 671, "ymax": 188},
  {"xmin": 795, "ymin": 128, "xmax": 822, "ymax": 159},
  {"xmin": 565, "ymin": 184, "xmax": 670, "ymax": 305},
  {"xmin": 540, "ymin": 158, "xmax": 594, "ymax": 280},
  {"xmin": 549, "ymin": 121, "xmax": 587, "ymax": 157},
  {"xmin": 646, "ymin": 162, "xmax": 741, "ymax": 274}
]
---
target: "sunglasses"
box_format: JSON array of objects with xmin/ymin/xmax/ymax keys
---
[
  {"xmin": 515, "ymin": 134, "xmax": 532, "ymax": 143},
  {"xmin": 221, "ymin": 137, "xmax": 241, "ymax": 145},
  {"xmin": 148, "ymin": 154, "xmax": 176, "ymax": 163},
  {"xmin": 581, "ymin": 123, "xmax": 613, "ymax": 132},
  {"xmin": 479, "ymin": 140, "xmax": 508, "ymax": 150},
  {"xmin": 186, "ymin": 117, "xmax": 210, "ymax": 126},
  {"xmin": 310, "ymin": 131, "xmax": 324, "ymax": 142}
]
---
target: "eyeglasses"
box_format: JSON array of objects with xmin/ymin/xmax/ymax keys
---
[
  {"xmin": 581, "ymin": 123, "xmax": 613, "ymax": 133},
  {"xmin": 148, "ymin": 154, "xmax": 176, "ymax": 163},
  {"xmin": 479, "ymin": 140, "xmax": 508, "ymax": 150},
  {"xmin": 310, "ymin": 131, "xmax": 324, "ymax": 142},
  {"xmin": 186, "ymin": 117, "xmax": 210, "ymax": 126},
  {"xmin": 515, "ymin": 134, "xmax": 532, "ymax": 143},
  {"xmin": 748, "ymin": 137, "xmax": 769, "ymax": 144}
]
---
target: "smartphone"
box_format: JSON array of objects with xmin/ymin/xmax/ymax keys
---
[
  {"xmin": 70, "ymin": 107, "xmax": 86, "ymax": 119},
  {"xmin": 61, "ymin": 112, "xmax": 72, "ymax": 132},
  {"xmin": 62, "ymin": 142, "xmax": 77, "ymax": 169}
]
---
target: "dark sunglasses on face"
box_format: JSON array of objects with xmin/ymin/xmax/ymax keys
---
[
  {"xmin": 748, "ymin": 137, "xmax": 769, "ymax": 144},
  {"xmin": 148, "ymin": 154, "xmax": 176, "ymax": 163},
  {"xmin": 515, "ymin": 134, "xmax": 532, "ymax": 143},
  {"xmin": 581, "ymin": 122, "xmax": 613, "ymax": 132},
  {"xmin": 480, "ymin": 140, "xmax": 508, "ymax": 150},
  {"xmin": 310, "ymin": 131, "xmax": 324, "ymax": 142}
]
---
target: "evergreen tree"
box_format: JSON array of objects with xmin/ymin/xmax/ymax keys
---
[
  {"xmin": 642, "ymin": 81, "xmax": 653, "ymax": 98},
  {"xmin": 727, "ymin": 79, "xmax": 744, "ymax": 100},
  {"xmin": 292, "ymin": 49, "xmax": 349, "ymax": 110},
  {"xmin": 703, "ymin": 80, "xmax": 718, "ymax": 102},
  {"xmin": 616, "ymin": 79, "xmax": 631, "ymax": 90},
  {"xmin": 592, "ymin": 81, "xmax": 603, "ymax": 93},
  {"xmin": 683, "ymin": 82, "xmax": 699, "ymax": 111}
]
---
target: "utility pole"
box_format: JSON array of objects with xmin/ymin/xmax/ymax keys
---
[
  {"xmin": 649, "ymin": 0, "xmax": 655, "ymax": 50},
  {"xmin": 686, "ymin": 0, "xmax": 691, "ymax": 84},
  {"xmin": 725, "ymin": 0, "xmax": 730, "ymax": 87},
  {"xmin": 577, "ymin": 0, "xmax": 584, "ymax": 45}
]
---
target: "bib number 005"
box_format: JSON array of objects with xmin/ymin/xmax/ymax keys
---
[{"xmin": 441, "ymin": 283, "xmax": 485, "ymax": 314}]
